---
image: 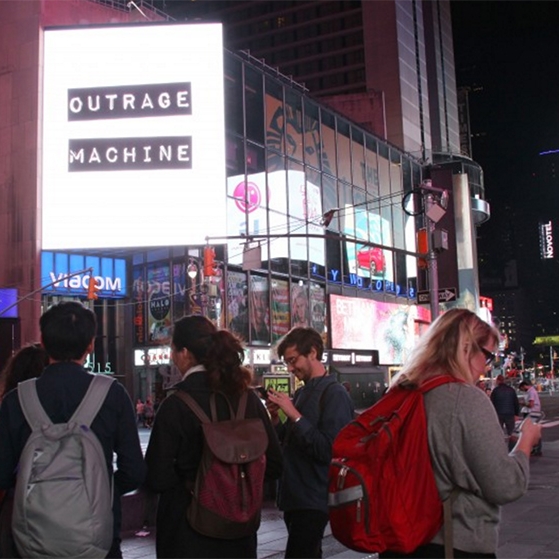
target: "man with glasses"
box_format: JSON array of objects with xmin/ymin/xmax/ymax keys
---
[{"xmin": 266, "ymin": 327, "xmax": 354, "ymax": 558}]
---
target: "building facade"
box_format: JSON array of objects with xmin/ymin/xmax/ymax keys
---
[{"xmin": 0, "ymin": 0, "xmax": 490, "ymax": 403}]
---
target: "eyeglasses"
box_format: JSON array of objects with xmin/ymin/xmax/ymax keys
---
[
  {"xmin": 480, "ymin": 347, "xmax": 496, "ymax": 365},
  {"xmin": 283, "ymin": 354, "xmax": 302, "ymax": 367}
]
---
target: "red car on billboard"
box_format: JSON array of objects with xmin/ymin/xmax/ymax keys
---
[{"xmin": 356, "ymin": 247, "xmax": 386, "ymax": 276}]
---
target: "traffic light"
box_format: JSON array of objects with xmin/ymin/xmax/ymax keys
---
[
  {"xmin": 417, "ymin": 228, "xmax": 428, "ymax": 270},
  {"xmin": 87, "ymin": 276, "xmax": 100, "ymax": 300},
  {"xmin": 203, "ymin": 246, "xmax": 216, "ymax": 276}
]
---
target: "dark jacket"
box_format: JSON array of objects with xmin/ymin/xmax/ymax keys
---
[
  {"xmin": 0, "ymin": 363, "xmax": 146, "ymax": 541},
  {"xmin": 490, "ymin": 383, "xmax": 520, "ymax": 417},
  {"xmin": 144, "ymin": 370, "xmax": 283, "ymax": 558},
  {"xmin": 275, "ymin": 374, "xmax": 354, "ymax": 514}
]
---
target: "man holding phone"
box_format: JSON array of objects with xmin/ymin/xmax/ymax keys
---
[{"xmin": 267, "ymin": 327, "xmax": 354, "ymax": 558}]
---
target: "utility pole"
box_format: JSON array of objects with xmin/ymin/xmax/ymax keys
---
[
  {"xmin": 424, "ymin": 192, "xmax": 440, "ymax": 319},
  {"xmin": 418, "ymin": 179, "xmax": 450, "ymax": 321}
]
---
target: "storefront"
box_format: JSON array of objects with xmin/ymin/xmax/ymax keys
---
[{"xmin": 328, "ymin": 349, "xmax": 386, "ymax": 412}]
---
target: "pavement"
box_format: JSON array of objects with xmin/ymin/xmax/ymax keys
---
[
  {"xmin": 120, "ymin": 445, "xmax": 559, "ymax": 559},
  {"xmin": 122, "ymin": 413, "xmax": 559, "ymax": 559}
]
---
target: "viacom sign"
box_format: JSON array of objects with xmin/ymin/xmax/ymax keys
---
[
  {"xmin": 539, "ymin": 221, "xmax": 554, "ymax": 260},
  {"xmin": 41, "ymin": 251, "xmax": 126, "ymax": 298}
]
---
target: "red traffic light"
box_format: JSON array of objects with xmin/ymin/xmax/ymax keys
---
[
  {"xmin": 87, "ymin": 276, "xmax": 100, "ymax": 300},
  {"xmin": 204, "ymin": 247, "xmax": 216, "ymax": 276}
]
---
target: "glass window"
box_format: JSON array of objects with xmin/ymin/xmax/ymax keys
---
[
  {"xmin": 224, "ymin": 55, "xmax": 243, "ymax": 136},
  {"xmin": 320, "ymin": 110, "xmax": 337, "ymax": 176},
  {"xmin": 351, "ymin": 127, "xmax": 365, "ymax": 189},
  {"xmin": 244, "ymin": 65, "xmax": 264, "ymax": 144},
  {"xmin": 225, "ymin": 135, "xmax": 244, "ymax": 177},
  {"xmin": 285, "ymin": 89, "xmax": 304, "ymax": 162},
  {"xmin": 265, "ymin": 79, "xmax": 284, "ymax": 157},
  {"xmin": 303, "ymin": 99, "xmax": 321, "ymax": 170},
  {"xmin": 337, "ymin": 120, "xmax": 351, "ymax": 183},
  {"xmin": 339, "ymin": 182, "xmax": 354, "ymax": 238},
  {"xmin": 365, "ymin": 135, "xmax": 379, "ymax": 197},
  {"xmin": 322, "ymin": 175, "xmax": 339, "ymax": 232},
  {"xmin": 246, "ymin": 142, "xmax": 265, "ymax": 174}
]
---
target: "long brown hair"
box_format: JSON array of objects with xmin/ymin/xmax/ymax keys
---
[
  {"xmin": 0, "ymin": 343, "xmax": 49, "ymax": 400},
  {"xmin": 172, "ymin": 315, "xmax": 252, "ymax": 394}
]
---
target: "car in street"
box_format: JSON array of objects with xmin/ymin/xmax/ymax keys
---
[{"xmin": 356, "ymin": 247, "xmax": 386, "ymax": 276}]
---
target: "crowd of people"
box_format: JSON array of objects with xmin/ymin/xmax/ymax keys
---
[{"xmin": 0, "ymin": 304, "xmax": 544, "ymax": 559}]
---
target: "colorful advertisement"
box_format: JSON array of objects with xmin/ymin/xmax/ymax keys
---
[
  {"xmin": 147, "ymin": 265, "xmax": 172, "ymax": 344},
  {"xmin": 228, "ymin": 271, "xmax": 249, "ymax": 341},
  {"xmin": 344, "ymin": 207, "xmax": 394, "ymax": 282},
  {"xmin": 132, "ymin": 267, "xmax": 145, "ymax": 346},
  {"xmin": 329, "ymin": 294, "xmax": 431, "ymax": 364},
  {"xmin": 290, "ymin": 284, "xmax": 309, "ymax": 328},
  {"xmin": 272, "ymin": 279, "xmax": 290, "ymax": 342},
  {"xmin": 42, "ymin": 24, "xmax": 225, "ymax": 249},
  {"xmin": 250, "ymin": 276, "xmax": 270, "ymax": 343},
  {"xmin": 309, "ymin": 284, "xmax": 326, "ymax": 334}
]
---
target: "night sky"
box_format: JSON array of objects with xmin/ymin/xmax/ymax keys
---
[{"xmin": 451, "ymin": 0, "xmax": 559, "ymax": 206}]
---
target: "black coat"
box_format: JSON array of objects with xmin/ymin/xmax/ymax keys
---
[{"xmin": 144, "ymin": 370, "xmax": 283, "ymax": 559}]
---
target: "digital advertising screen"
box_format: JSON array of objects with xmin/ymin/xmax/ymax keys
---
[
  {"xmin": 42, "ymin": 23, "xmax": 226, "ymax": 249},
  {"xmin": 329, "ymin": 294, "xmax": 431, "ymax": 365}
]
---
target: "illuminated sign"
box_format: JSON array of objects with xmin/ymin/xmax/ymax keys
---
[
  {"xmin": 134, "ymin": 347, "xmax": 171, "ymax": 366},
  {"xmin": 42, "ymin": 24, "xmax": 225, "ymax": 249},
  {"xmin": 0, "ymin": 288, "xmax": 18, "ymax": 318},
  {"xmin": 41, "ymin": 251, "xmax": 126, "ymax": 298},
  {"xmin": 330, "ymin": 294, "xmax": 430, "ymax": 365},
  {"xmin": 539, "ymin": 221, "xmax": 554, "ymax": 259}
]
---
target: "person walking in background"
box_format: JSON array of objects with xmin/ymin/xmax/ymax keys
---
[
  {"xmin": 519, "ymin": 380, "xmax": 543, "ymax": 455},
  {"xmin": 490, "ymin": 374, "xmax": 520, "ymax": 444},
  {"xmin": 266, "ymin": 327, "xmax": 354, "ymax": 558},
  {"xmin": 381, "ymin": 309, "xmax": 541, "ymax": 558},
  {"xmin": 144, "ymin": 315, "xmax": 282, "ymax": 559},
  {"xmin": 135, "ymin": 398, "xmax": 145, "ymax": 426},
  {"xmin": 143, "ymin": 397, "xmax": 154, "ymax": 428},
  {"xmin": 0, "ymin": 301, "xmax": 146, "ymax": 558}
]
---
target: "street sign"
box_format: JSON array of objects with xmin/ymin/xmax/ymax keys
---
[{"xmin": 417, "ymin": 287, "xmax": 457, "ymax": 304}]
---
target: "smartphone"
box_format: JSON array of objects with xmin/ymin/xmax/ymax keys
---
[{"xmin": 256, "ymin": 386, "xmax": 268, "ymax": 400}]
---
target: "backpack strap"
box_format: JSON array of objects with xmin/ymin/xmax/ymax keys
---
[
  {"xmin": 70, "ymin": 374, "xmax": 115, "ymax": 427},
  {"xmin": 175, "ymin": 390, "xmax": 248, "ymax": 423},
  {"xmin": 17, "ymin": 378, "xmax": 52, "ymax": 430},
  {"xmin": 175, "ymin": 390, "xmax": 211, "ymax": 423}
]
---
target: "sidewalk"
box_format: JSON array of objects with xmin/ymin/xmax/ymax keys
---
[{"xmin": 121, "ymin": 442, "xmax": 559, "ymax": 559}]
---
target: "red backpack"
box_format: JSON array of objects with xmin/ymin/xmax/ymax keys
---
[
  {"xmin": 328, "ymin": 375, "xmax": 459, "ymax": 554},
  {"xmin": 175, "ymin": 390, "xmax": 268, "ymax": 539}
]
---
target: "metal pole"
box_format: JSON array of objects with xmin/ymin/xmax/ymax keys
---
[{"xmin": 424, "ymin": 193, "xmax": 439, "ymax": 319}]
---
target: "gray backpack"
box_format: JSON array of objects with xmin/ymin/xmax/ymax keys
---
[{"xmin": 12, "ymin": 374, "xmax": 115, "ymax": 558}]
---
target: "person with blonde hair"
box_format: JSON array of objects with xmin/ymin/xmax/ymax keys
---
[{"xmin": 384, "ymin": 308, "xmax": 541, "ymax": 559}]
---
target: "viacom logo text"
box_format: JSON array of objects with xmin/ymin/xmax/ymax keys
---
[{"xmin": 67, "ymin": 82, "xmax": 192, "ymax": 172}]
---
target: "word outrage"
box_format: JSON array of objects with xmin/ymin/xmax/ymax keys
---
[{"xmin": 68, "ymin": 82, "xmax": 191, "ymax": 120}]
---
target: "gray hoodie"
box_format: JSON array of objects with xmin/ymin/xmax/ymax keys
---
[{"xmin": 424, "ymin": 381, "xmax": 529, "ymax": 554}]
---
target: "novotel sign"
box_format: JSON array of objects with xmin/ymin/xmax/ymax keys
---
[
  {"xmin": 41, "ymin": 251, "xmax": 126, "ymax": 298},
  {"xmin": 540, "ymin": 221, "xmax": 554, "ymax": 260}
]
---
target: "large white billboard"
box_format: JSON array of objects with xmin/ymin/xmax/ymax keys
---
[{"xmin": 42, "ymin": 24, "xmax": 226, "ymax": 249}]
